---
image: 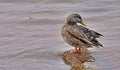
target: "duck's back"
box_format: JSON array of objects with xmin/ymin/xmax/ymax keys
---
[
  {"xmin": 61, "ymin": 23, "xmax": 87, "ymax": 47},
  {"xmin": 61, "ymin": 23, "xmax": 103, "ymax": 48}
]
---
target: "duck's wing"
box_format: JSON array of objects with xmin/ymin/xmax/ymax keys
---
[
  {"xmin": 81, "ymin": 27, "xmax": 103, "ymax": 38},
  {"xmin": 66, "ymin": 25, "xmax": 94, "ymax": 45},
  {"xmin": 66, "ymin": 25, "xmax": 103, "ymax": 47},
  {"xmin": 78, "ymin": 26, "xmax": 103, "ymax": 47}
]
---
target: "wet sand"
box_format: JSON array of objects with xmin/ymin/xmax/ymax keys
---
[{"xmin": 0, "ymin": 0, "xmax": 120, "ymax": 70}]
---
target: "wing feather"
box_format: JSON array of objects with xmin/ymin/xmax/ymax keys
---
[
  {"xmin": 66, "ymin": 25, "xmax": 103, "ymax": 47},
  {"xmin": 78, "ymin": 26, "xmax": 103, "ymax": 47},
  {"xmin": 66, "ymin": 25, "xmax": 94, "ymax": 45}
]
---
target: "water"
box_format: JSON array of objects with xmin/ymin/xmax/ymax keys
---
[{"xmin": 0, "ymin": 0, "xmax": 120, "ymax": 70}]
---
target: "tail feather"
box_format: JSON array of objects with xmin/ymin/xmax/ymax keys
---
[
  {"xmin": 90, "ymin": 30, "xmax": 103, "ymax": 38},
  {"xmin": 91, "ymin": 38, "xmax": 103, "ymax": 47}
]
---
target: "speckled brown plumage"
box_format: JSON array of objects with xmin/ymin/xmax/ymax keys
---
[{"xmin": 61, "ymin": 14, "xmax": 103, "ymax": 53}]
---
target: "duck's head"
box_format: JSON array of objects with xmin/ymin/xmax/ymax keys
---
[{"xmin": 67, "ymin": 14, "xmax": 86, "ymax": 26}]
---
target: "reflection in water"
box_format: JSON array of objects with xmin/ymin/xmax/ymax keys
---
[{"xmin": 0, "ymin": 0, "xmax": 120, "ymax": 70}]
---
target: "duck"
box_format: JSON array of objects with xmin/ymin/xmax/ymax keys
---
[{"xmin": 61, "ymin": 14, "xmax": 103, "ymax": 53}]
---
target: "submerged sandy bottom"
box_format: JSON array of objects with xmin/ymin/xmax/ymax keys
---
[{"xmin": 0, "ymin": 0, "xmax": 120, "ymax": 70}]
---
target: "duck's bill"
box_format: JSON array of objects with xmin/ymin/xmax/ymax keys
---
[{"xmin": 80, "ymin": 21, "xmax": 86, "ymax": 26}]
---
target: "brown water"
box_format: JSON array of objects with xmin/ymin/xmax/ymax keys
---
[{"xmin": 0, "ymin": 0, "xmax": 120, "ymax": 70}]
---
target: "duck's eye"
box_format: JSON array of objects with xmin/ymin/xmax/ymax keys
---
[
  {"xmin": 77, "ymin": 16, "xmax": 81, "ymax": 19},
  {"xmin": 74, "ymin": 15, "xmax": 81, "ymax": 19}
]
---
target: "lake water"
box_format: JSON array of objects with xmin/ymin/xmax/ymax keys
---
[{"xmin": 0, "ymin": 0, "xmax": 120, "ymax": 70}]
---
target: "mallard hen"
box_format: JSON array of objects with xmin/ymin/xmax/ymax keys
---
[{"xmin": 61, "ymin": 14, "xmax": 103, "ymax": 53}]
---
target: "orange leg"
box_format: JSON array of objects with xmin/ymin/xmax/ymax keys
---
[
  {"xmin": 77, "ymin": 47, "xmax": 81, "ymax": 52},
  {"xmin": 70, "ymin": 47, "xmax": 81, "ymax": 53},
  {"xmin": 70, "ymin": 47, "xmax": 77, "ymax": 53}
]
